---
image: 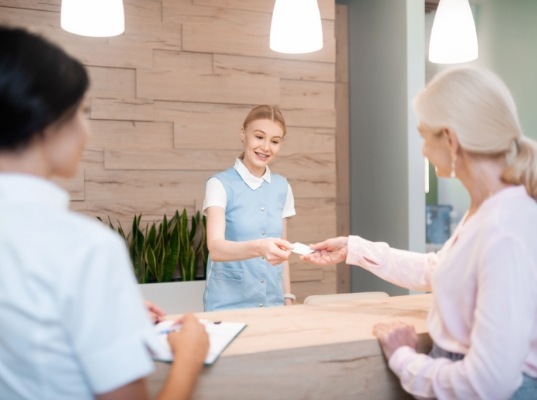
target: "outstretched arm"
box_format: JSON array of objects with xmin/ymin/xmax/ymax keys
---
[
  {"xmin": 300, "ymin": 236, "xmax": 349, "ymax": 266},
  {"xmin": 206, "ymin": 206, "xmax": 292, "ymax": 265}
]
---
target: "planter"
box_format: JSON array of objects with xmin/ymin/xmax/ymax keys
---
[{"xmin": 139, "ymin": 280, "xmax": 206, "ymax": 314}]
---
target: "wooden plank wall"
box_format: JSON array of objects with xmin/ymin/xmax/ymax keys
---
[{"xmin": 0, "ymin": 0, "xmax": 338, "ymax": 302}]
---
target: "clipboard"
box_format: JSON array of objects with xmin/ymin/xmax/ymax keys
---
[{"xmin": 152, "ymin": 319, "xmax": 247, "ymax": 366}]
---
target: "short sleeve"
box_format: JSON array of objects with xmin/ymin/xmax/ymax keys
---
[
  {"xmin": 202, "ymin": 177, "xmax": 227, "ymax": 215},
  {"xmin": 282, "ymin": 183, "xmax": 296, "ymax": 218},
  {"xmin": 63, "ymin": 232, "xmax": 156, "ymax": 394}
]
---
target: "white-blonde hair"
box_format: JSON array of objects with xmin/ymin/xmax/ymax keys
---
[{"xmin": 413, "ymin": 66, "xmax": 537, "ymax": 200}]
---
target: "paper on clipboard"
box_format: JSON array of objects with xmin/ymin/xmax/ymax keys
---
[{"xmin": 152, "ymin": 319, "xmax": 247, "ymax": 366}]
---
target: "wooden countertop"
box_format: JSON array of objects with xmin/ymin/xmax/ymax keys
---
[{"xmin": 148, "ymin": 293, "xmax": 433, "ymax": 399}]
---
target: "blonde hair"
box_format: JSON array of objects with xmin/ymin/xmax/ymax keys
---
[
  {"xmin": 242, "ymin": 105, "xmax": 287, "ymax": 137},
  {"xmin": 413, "ymin": 66, "xmax": 537, "ymax": 200}
]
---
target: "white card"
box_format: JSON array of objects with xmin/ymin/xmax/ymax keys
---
[{"xmin": 291, "ymin": 242, "xmax": 314, "ymax": 255}]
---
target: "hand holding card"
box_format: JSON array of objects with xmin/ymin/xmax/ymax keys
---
[{"xmin": 291, "ymin": 242, "xmax": 314, "ymax": 255}]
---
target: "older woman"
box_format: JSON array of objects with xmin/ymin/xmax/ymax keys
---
[{"xmin": 303, "ymin": 66, "xmax": 537, "ymax": 399}]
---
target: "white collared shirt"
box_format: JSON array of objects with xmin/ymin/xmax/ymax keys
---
[
  {"xmin": 203, "ymin": 158, "xmax": 295, "ymax": 218},
  {"xmin": 0, "ymin": 173, "xmax": 157, "ymax": 399}
]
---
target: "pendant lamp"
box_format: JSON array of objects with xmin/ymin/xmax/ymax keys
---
[
  {"xmin": 270, "ymin": 0, "xmax": 323, "ymax": 54},
  {"xmin": 429, "ymin": 0, "xmax": 478, "ymax": 64},
  {"xmin": 61, "ymin": 0, "xmax": 125, "ymax": 37}
]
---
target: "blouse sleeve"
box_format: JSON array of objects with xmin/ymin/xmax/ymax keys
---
[
  {"xmin": 388, "ymin": 233, "xmax": 537, "ymax": 399},
  {"xmin": 282, "ymin": 183, "xmax": 296, "ymax": 219},
  {"xmin": 64, "ymin": 232, "xmax": 156, "ymax": 394},
  {"xmin": 202, "ymin": 177, "xmax": 227, "ymax": 215},
  {"xmin": 346, "ymin": 235, "xmax": 436, "ymax": 292}
]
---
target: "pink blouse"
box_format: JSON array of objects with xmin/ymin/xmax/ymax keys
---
[{"xmin": 346, "ymin": 186, "xmax": 537, "ymax": 399}]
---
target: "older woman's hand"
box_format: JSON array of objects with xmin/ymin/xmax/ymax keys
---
[
  {"xmin": 300, "ymin": 236, "xmax": 349, "ymax": 266},
  {"xmin": 372, "ymin": 321, "xmax": 418, "ymax": 360}
]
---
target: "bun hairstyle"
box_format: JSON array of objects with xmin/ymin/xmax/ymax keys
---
[
  {"xmin": 0, "ymin": 26, "xmax": 89, "ymax": 151},
  {"xmin": 413, "ymin": 66, "xmax": 537, "ymax": 200}
]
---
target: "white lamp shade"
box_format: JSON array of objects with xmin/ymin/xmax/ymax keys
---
[
  {"xmin": 61, "ymin": 0, "xmax": 125, "ymax": 37},
  {"xmin": 270, "ymin": 0, "xmax": 323, "ymax": 54},
  {"xmin": 429, "ymin": 0, "xmax": 478, "ymax": 64}
]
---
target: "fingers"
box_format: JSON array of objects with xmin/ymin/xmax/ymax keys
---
[
  {"xmin": 308, "ymin": 237, "xmax": 344, "ymax": 251},
  {"xmin": 145, "ymin": 300, "xmax": 166, "ymax": 323},
  {"xmin": 372, "ymin": 321, "xmax": 412, "ymax": 337},
  {"xmin": 273, "ymin": 238, "xmax": 293, "ymax": 250},
  {"xmin": 371, "ymin": 321, "xmax": 418, "ymax": 360},
  {"xmin": 298, "ymin": 237, "xmax": 348, "ymax": 264},
  {"xmin": 260, "ymin": 238, "xmax": 292, "ymax": 265},
  {"xmin": 308, "ymin": 239, "xmax": 332, "ymax": 251},
  {"xmin": 300, "ymin": 249, "xmax": 343, "ymax": 265},
  {"xmin": 180, "ymin": 313, "xmax": 201, "ymax": 326},
  {"xmin": 168, "ymin": 314, "xmax": 209, "ymax": 345},
  {"xmin": 167, "ymin": 315, "xmax": 210, "ymax": 366}
]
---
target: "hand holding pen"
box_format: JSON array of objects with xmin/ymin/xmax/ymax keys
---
[{"xmin": 167, "ymin": 313, "xmax": 209, "ymax": 366}]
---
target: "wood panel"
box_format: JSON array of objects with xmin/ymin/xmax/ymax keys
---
[
  {"xmin": 90, "ymin": 98, "xmax": 155, "ymax": 122},
  {"xmin": 280, "ymin": 79, "xmax": 335, "ymax": 109},
  {"xmin": 104, "ymin": 148, "xmax": 235, "ymax": 171},
  {"xmin": 214, "ymin": 54, "xmax": 335, "ymax": 83},
  {"xmin": 192, "ymin": 0, "xmax": 336, "ymax": 20},
  {"xmin": 87, "ymin": 121, "xmax": 174, "ymax": 151},
  {"xmin": 87, "ymin": 67, "xmax": 136, "ymax": 99},
  {"xmin": 1, "ymin": 0, "xmax": 338, "ymax": 298},
  {"xmin": 281, "ymin": 108, "xmax": 336, "ymax": 129},
  {"xmin": 138, "ymin": 69, "xmax": 281, "ymax": 105},
  {"xmin": 181, "ymin": 13, "xmax": 335, "ymax": 63},
  {"xmin": 153, "ymin": 102, "xmax": 250, "ymax": 150},
  {"xmin": 287, "ymin": 198, "xmax": 337, "ymax": 243},
  {"xmin": 0, "ymin": 0, "xmax": 59, "ymax": 12}
]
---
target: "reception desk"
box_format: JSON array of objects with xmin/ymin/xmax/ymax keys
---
[{"xmin": 148, "ymin": 293, "xmax": 433, "ymax": 399}]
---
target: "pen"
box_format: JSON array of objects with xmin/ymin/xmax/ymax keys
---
[
  {"xmin": 159, "ymin": 325, "xmax": 181, "ymax": 334},
  {"xmin": 199, "ymin": 319, "xmax": 221, "ymax": 324}
]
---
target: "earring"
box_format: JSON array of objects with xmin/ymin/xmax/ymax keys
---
[{"xmin": 450, "ymin": 154, "xmax": 457, "ymax": 178}]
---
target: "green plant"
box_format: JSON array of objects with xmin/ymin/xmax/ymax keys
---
[{"xmin": 98, "ymin": 210, "xmax": 208, "ymax": 283}]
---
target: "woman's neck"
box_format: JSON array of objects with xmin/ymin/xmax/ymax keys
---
[
  {"xmin": 0, "ymin": 146, "xmax": 49, "ymax": 177},
  {"xmin": 240, "ymin": 158, "xmax": 266, "ymax": 178},
  {"xmin": 460, "ymin": 154, "xmax": 512, "ymax": 217}
]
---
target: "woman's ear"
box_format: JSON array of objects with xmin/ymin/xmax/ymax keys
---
[
  {"xmin": 240, "ymin": 127, "xmax": 245, "ymax": 144},
  {"xmin": 444, "ymin": 128, "xmax": 460, "ymax": 155}
]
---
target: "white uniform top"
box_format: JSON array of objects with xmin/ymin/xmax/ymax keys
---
[
  {"xmin": 0, "ymin": 174, "xmax": 159, "ymax": 399},
  {"xmin": 203, "ymin": 158, "xmax": 295, "ymax": 218}
]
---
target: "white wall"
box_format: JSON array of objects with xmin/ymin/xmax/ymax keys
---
[
  {"xmin": 347, "ymin": 0, "xmax": 425, "ymax": 295},
  {"xmin": 428, "ymin": 0, "xmax": 537, "ymax": 218}
]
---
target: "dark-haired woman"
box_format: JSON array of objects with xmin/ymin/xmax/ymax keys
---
[{"xmin": 0, "ymin": 26, "xmax": 208, "ymax": 400}]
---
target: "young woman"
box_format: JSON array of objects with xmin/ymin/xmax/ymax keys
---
[
  {"xmin": 203, "ymin": 105, "xmax": 295, "ymax": 311},
  {"xmin": 303, "ymin": 66, "xmax": 537, "ymax": 399},
  {"xmin": 0, "ymin": 26, "xmax": 208, "ymax": 400}
]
